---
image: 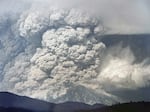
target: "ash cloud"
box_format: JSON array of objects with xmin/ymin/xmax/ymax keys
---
[
  {"xmin": 30, "ymin": 0, "xmax": 150, "ymax": 34},
  {"xmin": 0, "ymin": 0, "xmax": 150, "ymax": 105}
]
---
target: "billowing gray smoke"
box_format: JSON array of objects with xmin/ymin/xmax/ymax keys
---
[{"xmin": 0, "ymin": 0, "xmax": 150, "ymax": 105}]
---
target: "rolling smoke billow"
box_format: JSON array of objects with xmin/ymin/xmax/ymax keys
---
[{"xmin": 0, "ymin": 0, "xmax": 150, "ymax": 105}]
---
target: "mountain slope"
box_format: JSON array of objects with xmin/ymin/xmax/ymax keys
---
[
  {"xmin": 0, "ymin": 92, "xmax": 54, "ymax": 111},
  {"xmin": 0, "ymin": 106, "xmax": 34, "ymax": 112},
  {"xmin": 79, "ymin": 102, "xmax": 150, "ymax": 112},
  {"xmin": 0, "ymin": 92, "xmax": 104, "ymax": 112}
]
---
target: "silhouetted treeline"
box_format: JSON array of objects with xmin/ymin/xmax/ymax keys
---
[{"xmin": 78, "ymin": 101, "xmax": 150, "ymax": 112}]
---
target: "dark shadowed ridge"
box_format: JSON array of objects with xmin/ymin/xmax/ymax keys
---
[
  {"xmin": 0, "ymin": 92, "xmax": 104, "ymax": 112},
  {"xmin": 0, "ymin": 92, "xmax": 55, "ymax": 111},
  {"xmin": 54, "ymin": 102, "xmax": 104, "ymax": 112},
  {"xmin": 0, "ymin": 106, "xmax": 35, "ymax": 112},
  {"xmin": 1, "ymin": 92, "xmax": 150, "ymax": 112},
  {"xmin": 79, "ymin": 102, "xmax": 150, "ymax": 112}
]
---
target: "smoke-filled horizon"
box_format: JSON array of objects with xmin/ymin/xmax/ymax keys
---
[
  {"xmin": 1, "ymin": 0, "xmax": 150, "ymax": 34},
  {"xmin": 0, "ymin": 0, "xmax": 150, "ymax": 105}
]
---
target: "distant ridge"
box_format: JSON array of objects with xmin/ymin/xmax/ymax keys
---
[
  {"xmin": 0, "ymin": 92, "xmax": 104, "ymax": 112},
  {"xmin": 79, "ymin": 102, "xmax": 150, "ymax": 112},
  {"xmin": 0, "ymin": 92, "xmax": 54, "ymax": 111},
  {"xmin": 0, "ymin": 106, "xmax": 34, "ymax": 112},
  {"xmin": 101, "ymin": 34, "xmax": 150, "ymax": 62},
  {"xmin": 0, "ymin": 92, "xmax": 150, "ymax": 112}
]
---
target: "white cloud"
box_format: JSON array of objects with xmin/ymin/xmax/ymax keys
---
[{"xmin": 98, "ymin": 46, "xmax": 150, "ymax": 90}]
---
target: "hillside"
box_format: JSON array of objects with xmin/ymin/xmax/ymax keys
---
[
  {"xmin": 0, "ymin": 107, "xmax": 34, "ymax": 112},
  {"xmin": 79, "ymin": 102, "xmax": 150, "ymax": 112},
  {"xmin": 0, "ymin": 92, "xmax": 104, "ymax": 112}
]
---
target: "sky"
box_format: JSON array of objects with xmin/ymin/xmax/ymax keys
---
[
  {"xmin": 1, "ymin": 0, "xmax": 150, "ymax": 34},
  {"xmin": 0, "ymin": 0, "xmax": 150, "ymax": 105}
]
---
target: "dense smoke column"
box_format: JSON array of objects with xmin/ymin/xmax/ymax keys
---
[
  {"xmin": 0, "ymin": 5, "xmax": 150, "ymax": 105},
  {"xmin": 19, "ymin": 8, "xmax": 114, "ymax": 104},
  {"xmin": 0, "ymin": 8, "xmax": 113, "ymax": 104}
]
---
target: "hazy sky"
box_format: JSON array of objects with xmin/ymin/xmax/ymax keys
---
[
  {"xmin": 26, "ymin": 0, "xmax": 150, "ymax": 34},
  {"xmin": 1, "ymin": 0, "xmax": 150, "ymax": 34}
]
